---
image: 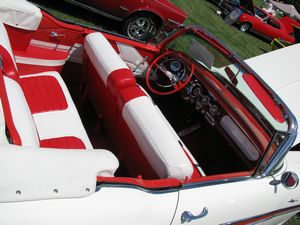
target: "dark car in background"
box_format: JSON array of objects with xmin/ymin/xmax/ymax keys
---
[{"xmin": 64, "ymin": 0, "xmax": 187, "ymax": 40}]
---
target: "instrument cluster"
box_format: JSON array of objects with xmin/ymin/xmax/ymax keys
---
[{"xmin": 183, "ymin": 77, "xmax": 222, "ymax": 126}]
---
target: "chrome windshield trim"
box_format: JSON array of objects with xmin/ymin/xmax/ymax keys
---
[
  {"xmin": 257, "ymin": 102, "xmax": 298, "ymax": 178},
  {"xmin": 188, "ymin": 26, "xmax": 298, "ymax": 177}
]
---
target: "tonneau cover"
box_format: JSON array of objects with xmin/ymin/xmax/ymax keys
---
[
  {"xmin": 0, "ymin": 145, "xmax": 119, "ymax": 202},
  {"xmin": 0, "ymin": 0, "xmax": 42, "ymax": 30}
]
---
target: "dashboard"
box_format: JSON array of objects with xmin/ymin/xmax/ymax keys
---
[
  {"xmin": 183, "ymin": 76, "xmax": 222, "ymax": 126},
  {"xmin": 182, "ymin": 76, "xmax": 260, "ymax": 162}
]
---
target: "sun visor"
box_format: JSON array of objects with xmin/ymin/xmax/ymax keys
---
[{"xmin": 0, "ymin": 0, "xmax": 42, "ymax": 31}]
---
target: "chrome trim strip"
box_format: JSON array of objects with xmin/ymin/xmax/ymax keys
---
[
  {"xmin": 119, "ymin": 6, "xmax": 129, "ymax": 12},
  {"xmin": 65, "ymin": 0, "xmax": 123, "ymax": 21},
  {"xmin": 253, "ymin": 86, "xmax": 298, "ymax": 178},
  {"xmin": 221, "ymin": 204, "xmax": 300, "ymax": 225},
  {"xmin": 96, "ymin": 183, "xmax": 180, "ymax": 194},
  {"xmin": 96, "ymin": 176, "xmax": 253, "ymax": 193},
  {"xmin": 181, "ymin": 176, "xmax": 253, "ymax": 190}
]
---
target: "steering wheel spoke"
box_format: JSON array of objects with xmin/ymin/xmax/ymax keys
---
[{"xmin": 146, "ymin": 51, "xmax": 194, "ymax": 95}]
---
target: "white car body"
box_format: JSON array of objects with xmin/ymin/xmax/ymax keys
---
[{"xmin": 0, "ymin": 1, "xmax": 300, "ymax": 225}]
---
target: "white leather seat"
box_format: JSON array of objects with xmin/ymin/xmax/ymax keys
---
[
  {"xmin": 84, "ymin": 32, "xmax": 194, "ymax": 180},
  {"xmin": 20, "ymin": 71, "xmax": 93, "ymax": 149},
  {"xmin": 123, "ymin": 96, "xmax": 194, "ymax": 180}
]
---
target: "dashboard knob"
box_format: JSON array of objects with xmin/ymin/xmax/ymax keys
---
[
  {"xmin": 210, "ymin": 105, "xmax": 219, "ymax": 115},
  {"xmin": 202, "ymin": 96, "xmax": 210, "ymax": 105},
  {"xmin": 193, "ymin": 87, "xmax": 201, "ymax": 96}
]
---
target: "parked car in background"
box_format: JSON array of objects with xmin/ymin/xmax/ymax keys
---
[
  {"xmin": 64, "ymin": 0, "xmax": 187, "ymax": 40},
  {"xmin": 237, "ymin": 6, "xmax": 300, "ymax": 43},
  {"xmin": 271, "ymin": 24, "xmax": 300, "ymax": 49}
]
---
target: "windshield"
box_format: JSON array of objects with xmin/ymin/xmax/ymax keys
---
[
  {"xmin": 167, "ymin": 31, "xmax": 288, "ymax": 130},
  {"xmin": 164, "ymin": 30, "xmax": 292, "ymax": 175}
]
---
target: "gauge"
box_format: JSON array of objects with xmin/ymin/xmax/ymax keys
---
[
  {"xmin": 209, "ymin": 105, "xmax": 219, "ymax": 115},
  {"xmin": 170, "ymin": 60, "xmax": 181, "ymax": 72},
  {"xmin": 201, "ymin": 95, "xmax": 210, "ymax": 105},
  {"xmin": 186, "ymin": 80, "xmax": 202, "ymax": 97}
]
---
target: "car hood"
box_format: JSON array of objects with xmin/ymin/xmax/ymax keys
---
[{"xmin": 245, "ymin": 44, "xmax": 300, "ymax": 146}]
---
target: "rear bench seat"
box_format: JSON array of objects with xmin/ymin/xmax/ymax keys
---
[
  {"xmin": 0, "ymin": 22, "xmax": 120, "ymax": 201},
  {"xmin": 84, "ymin": 32, "xmax": 194, "ymax": 180},
  {"xmin": 0, "ymin": 22, "xmax": 92, "ymax": 149}
]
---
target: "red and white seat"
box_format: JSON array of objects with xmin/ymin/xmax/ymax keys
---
[
  {"xmin": 0, "ymin": 21, "xmax": 92, "ymax": 149},
  {"xmin": 84, "ymin": 32, "xmax": 194, "ymax": 180},
  {"xmin": 0, "ymin": 21, "xmax": 120, "ymax": 202}
]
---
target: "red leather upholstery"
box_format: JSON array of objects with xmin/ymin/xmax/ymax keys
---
[
  {"xmin": 0, "ymin": 22, "xmax": 92, "ymax": 149},
  {"xmin": 40, "ymin": 136, "xmax": 86, "ymax": 149},
  {"xmin": 20, "ymin": 75, "xmax": 68, "ymax": 114},
  {"xmin": 0, "ymin": 69, "xmax": 21, "ymax": 145},
  {"xmin": 83, "ymin": 32, "xmax": 132, "ymax": 126}
]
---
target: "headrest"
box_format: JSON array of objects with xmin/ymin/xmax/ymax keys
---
[{"xmin": 84, "ymin": 32, "xmax": 128, "ymax": 86}]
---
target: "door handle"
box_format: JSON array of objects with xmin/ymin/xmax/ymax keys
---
[
  {"xmin": 50, "ymin": 31, "xmax": 65, "ymax": 38},
  {"xmin": 181, "ymin": 207, "xmax": 208, "ymax": 223}
]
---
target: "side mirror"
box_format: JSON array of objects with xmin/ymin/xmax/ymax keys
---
[{"xmin": 281, "ymin": 171, "xmax": 299, "ymax": 189}]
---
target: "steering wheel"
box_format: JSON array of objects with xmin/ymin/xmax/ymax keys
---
[{"xmin": 145, "ymin": 51, "xmax": 194, "ymax": 95}]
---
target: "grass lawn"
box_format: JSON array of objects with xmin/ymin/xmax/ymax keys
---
[
  {"xmin": 29, "ymin": 0, "xmax": 299, "ymax": 224},
  {"xmin": 31, "ymin": 0, "xmax": 273, "ymax": 60},
  {"xmin": 169, "ymin": 0, "xmax": 273, "ymax": 59}
]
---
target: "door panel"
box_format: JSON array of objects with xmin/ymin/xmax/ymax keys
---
[
  {"xmin": 172, "ymin": 176, "xmax": 298, "ymax": 225},
  {"xmin": 76, "ymin": 0, "xmax": 121, "ymax": 14},
  {"xmin": 32, "ymin": 12, "xmax": 86, "ymax": 48}
]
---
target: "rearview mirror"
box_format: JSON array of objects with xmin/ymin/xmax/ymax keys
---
[{"xmin": 225, "ymin": 66, "xmax": 238, "ymax": 86}]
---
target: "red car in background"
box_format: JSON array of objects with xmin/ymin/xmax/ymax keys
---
[
  {"xmin": 237, "ymin": 6, "xmax": 300, "ymax": 43},
  {"xmin": 65, "ymin": 0, "xmax": 187, "ymax": 40}
]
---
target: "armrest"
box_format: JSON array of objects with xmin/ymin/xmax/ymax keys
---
[{"xmin": 0, "ymin": 144, "xmax": 119, "ymax": 202}]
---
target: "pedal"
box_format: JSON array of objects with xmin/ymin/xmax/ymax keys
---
[{"xmin": 178, "ymin": 123, "xmax": 201, "ymax": 137}]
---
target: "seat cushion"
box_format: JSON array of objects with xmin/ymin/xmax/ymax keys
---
[
  {"xmin": 40, "ymin": 136, "xmax": 86, "ymax": 149},
  {"xmin": 20, "ymin": 71, "xmax": 93, "ymax": 149},
  {"xmin": 20, "ymin": 73, "xmax": 68, "ymax": 114},
  {"xmin": 122, "ymin": 95, "xmax": 194, "ymax": 180}
]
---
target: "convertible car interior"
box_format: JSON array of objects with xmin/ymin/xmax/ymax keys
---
[{"xmin": 0, "ymin": 2, "xmax": 288, "ymax": 189}]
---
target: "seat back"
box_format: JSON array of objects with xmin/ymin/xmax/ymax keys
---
[
  {"xmin": 84, "ymin": 32, "xmax": 194, "ymax": 180},
  {"xmin": 120, "ymin": 95, "xmax": 194, "ymax": 180},
  {"xmin": 0, "ymin": 22, "xmax": 18, "ymax": 77},
  {"xmin": 84, "ymin": 32, "xmax": 136, "ymax": 131},
  {"xmin": 0, "ymin": 23, "xmax": 39, "ymax": 147}
]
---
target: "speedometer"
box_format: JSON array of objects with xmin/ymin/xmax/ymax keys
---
[{"xmin": 170, "ymin": 60, "xmax": 181, "ymax": 72}]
